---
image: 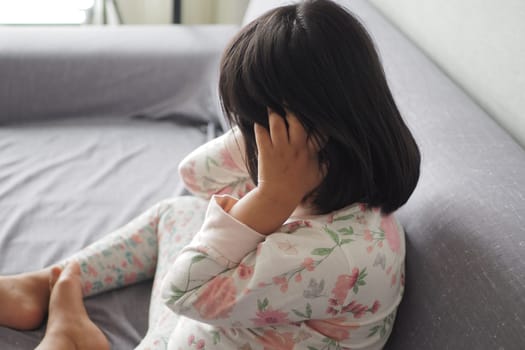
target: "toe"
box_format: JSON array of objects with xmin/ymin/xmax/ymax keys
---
[{"xmin": 48, "ymin": 267, "xmax": 62, "ymax": 291}]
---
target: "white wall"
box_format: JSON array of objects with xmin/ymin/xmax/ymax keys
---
[{"xmin": 369, "ymin": 0, "xmax": 525, "ymax": 148}]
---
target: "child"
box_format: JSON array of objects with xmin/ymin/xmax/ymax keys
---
[{"xmin": 0, "ymin": 0, "xmax": 420, "ymax": 349}]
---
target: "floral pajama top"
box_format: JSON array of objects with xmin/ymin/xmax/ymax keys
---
[{"xmin": 160, "ymin": 128, "xmax": 405, "ymax": 350}]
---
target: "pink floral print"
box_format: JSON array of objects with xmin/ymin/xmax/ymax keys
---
[
  {"xmin": 331, "ymin": 269, "xmax": 359, "ymax": 304},
  {"xmin": 188, "ymin": 334, "xmax": 206, "ymax": 349},
  {"xmin": 301, "ymin": 257, "xmax": 316, "ymax": 271},
  {"xmin": 178, "ymin": 130, "xmax": 255, "ymax": 200},
  {"xmin": 193, "ymin": 276, "xmax": 237, "ymax": 319},
  {"xmin": 252, "ymin": 308, "xmax": 290, "ymax": 326},
  {"xmin": 219, "ymin": 147, "xmax": 240, "ymax": 170},
  {"xmin": 305, "ymin": 317, "xmax": 358, "ymax": 341},
  {"xmin": 381, "ymin": 215, "xmax": 401, "ymax": 253},
  {"xmin": 179, "ymin": 160, "xmax": 199, "ymax": 193},
  {"xmin": 237, "ymin": 263, "xmax": 254, "ymax": 280},
  {"xmin": 256, "ymin": 330, "xmax": 295, "ymax": 350}
]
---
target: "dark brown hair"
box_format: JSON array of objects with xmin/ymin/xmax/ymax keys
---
[{"xmin": 219, "ymin": 0, "xmax": 420, "ymax": 214}]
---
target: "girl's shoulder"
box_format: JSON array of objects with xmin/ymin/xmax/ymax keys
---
[
  {"xmin": 284, "ymin": 203, "xmax": 393, "ymax": 230},
  {"xmin": 278, "ymin": 203, "xmax": 404, "ymax": 255}
]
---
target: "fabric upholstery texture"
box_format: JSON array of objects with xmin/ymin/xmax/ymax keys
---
[
  {"xmin": 0, "ymin": 117, "xmax": 207, "ymax": 348},
  {"xmin": 0, "ymin": 26, "xmax": 236, "ymax": 126}
]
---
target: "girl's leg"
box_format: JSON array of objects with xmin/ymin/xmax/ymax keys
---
[
  {"xmin": 36, "ymin": 263, "xmax": 110, "ymax": 350},
  {"xmin": 0, "ymin": 196, "xmax": 207, "ymax": 337},
  {"xmin": 134, "ymin": 197, "xmax": 208, "ymax": 350},
  {"xmin": 61, "ymin": 200, "xmax": 163, "ymax": 297},
  {"xmin": 0, "ymin": 197, "xmax": 163, "ymax": 330}
]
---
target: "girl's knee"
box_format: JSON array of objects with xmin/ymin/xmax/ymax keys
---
[{"xmin": 156, "ymin": 196, "xmax": 208, "ymax": 216}]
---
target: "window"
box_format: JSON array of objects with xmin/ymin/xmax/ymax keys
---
[{"xmin": 0, "ymin": 0, "xmax": 95, "ymax": 25}]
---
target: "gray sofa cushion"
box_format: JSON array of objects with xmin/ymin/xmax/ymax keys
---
[
  {"xmin": 350, "ymin": 1, "xmax": 525, "ymax": 348},
  {"xmin": 0, "ymin": 26, "xmax": 236, "ymax": 126},
  {"xmin": 244, "ymin": 0, "xmax": 525, "ymax": 349},
  {"xmin": 0, "ymin": 116, "xmax": 208, "ymax": 349}
]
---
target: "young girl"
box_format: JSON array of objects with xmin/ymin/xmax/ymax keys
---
[{"xmin": 0, "ymin": 0, "xmax": 420, "ymax": 349}]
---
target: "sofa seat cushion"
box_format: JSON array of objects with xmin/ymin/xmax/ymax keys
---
[{"xmin": 0, "ymin": 116, "xmax": 207, "ymax": 349}]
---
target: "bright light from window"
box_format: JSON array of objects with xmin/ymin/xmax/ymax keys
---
[
  {"xmin": 0, "ymin": 0, "xmax": 94, "ymax": 24},
  {"xmin": 77, "ymin": 0, "xmax": 95, "ymax": 11}
]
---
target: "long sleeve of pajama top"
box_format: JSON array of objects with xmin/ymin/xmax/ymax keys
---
[{"xmin": 160, "ymin": 128, "xmax": 406, "ymax": 350}]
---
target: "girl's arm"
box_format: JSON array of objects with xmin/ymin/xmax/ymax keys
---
[
  {"xmin": 178, "ymin": 127, "xmax": 255, "ymax": 199},
  {"xmin": 161, "ymin": 111, "xmax": 339, "ymax": 327},
  {"xmin": 160, "ymin": 194, "xmax": 355, "ymax": 328}
]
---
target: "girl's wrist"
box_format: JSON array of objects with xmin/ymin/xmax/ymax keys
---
[
  {"xmin": 228, "ymin": 186, "xmax": 299, "ymax": 235},
  {"xmin": 257, "ymin": 182, "xmax": 303, "ymax": 211}
]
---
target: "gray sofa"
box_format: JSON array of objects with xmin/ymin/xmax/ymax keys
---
[{"xmin": 1, "ymin": 0, "xmax": 524, "ymax": 349}]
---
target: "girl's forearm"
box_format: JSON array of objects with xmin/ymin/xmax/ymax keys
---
[{"xmin": 228, "ymin": 187, "xmax": 299, "ymax": 235}]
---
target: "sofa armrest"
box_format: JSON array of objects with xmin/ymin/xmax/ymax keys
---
[{"xmin": 0, "ymin": 25, "xmax": 238, "ymax": 125}]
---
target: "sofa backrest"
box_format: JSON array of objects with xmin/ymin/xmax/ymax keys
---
[{"xmin": 0, "ymin": 25, "xmax": 237, "ymax": 126}]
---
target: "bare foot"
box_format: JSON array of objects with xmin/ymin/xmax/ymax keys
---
[
  {"xmin": 36, "ymin": 263, "xmax": 109, "ymax": 350},
  {"xmin": 0, "ymin": 269, "xmax": 52, "ymax": 330}
]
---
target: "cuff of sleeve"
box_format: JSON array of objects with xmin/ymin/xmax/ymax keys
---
[{"xmin": 188, "ymin": 194, "xmax": 266, "ymax": 267}]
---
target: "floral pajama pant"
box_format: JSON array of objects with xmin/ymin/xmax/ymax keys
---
[{"xmin": 64, "ymin": 196, "xmax": 208, "ymax": 349}]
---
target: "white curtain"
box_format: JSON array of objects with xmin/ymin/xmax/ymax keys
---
[
  {"xmin": 182, "ymin": 0, "xmax": 249, "ymax": 24},
  {"xmin": 116, "ymin": 0, "xmax": 249, "ymax": 24}
]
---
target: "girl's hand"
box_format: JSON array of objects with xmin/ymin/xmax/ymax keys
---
[
  {"xmin": 227, "ymin": 109, "xmax": 324, "ymax": 235},
  {"xmin": 255, "ymin": 109, "xmax": 324, "ymax": 207}
]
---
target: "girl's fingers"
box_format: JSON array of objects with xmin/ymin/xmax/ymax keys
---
[
  {"xmin": 49, "ymin": 266, "xmax": 62, "ymax": 291},
  {"xmin": 48, "ymin": 261, "xmax": 81, "ymax": 292},
  {"xmin": 47, "ymin": 261, "xmax": 86, "ymax": 317},
  {"xmin": 307, "ymin": 133, "xmax": 325, "ymax": 153},
  {"xmin": 285, "ymin": 111, "xmax": 307, "ymax": 147},
  {"xmin": 60, "ymin": 261, "xmax": 81, "ymax": 280},
  {"xmin": 265, "ymin": 108, "xmax": 319, "ymax": 153},
  {"xmin": 268, "ymin": 110, "xmax": 288, "ymax": 148},
  {"xmin": 254, "ymin": 122, "xmax": 271, "ymax": 156}
]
